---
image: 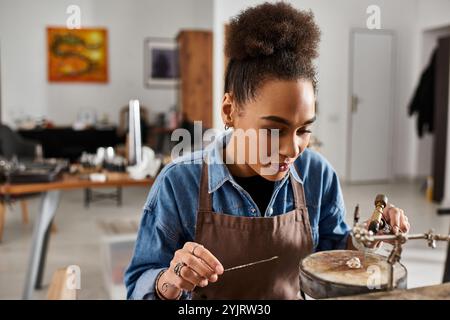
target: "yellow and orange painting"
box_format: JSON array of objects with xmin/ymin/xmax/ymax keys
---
[{"xmin": 47, "ymin": 27, "xmax": 108, "ymax": 82}]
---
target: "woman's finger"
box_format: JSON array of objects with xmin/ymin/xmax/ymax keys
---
[
  {"xmin": 166, "ymin": 263, "xmax": 196, "ymax": 291},
  {"xmin": 190, "ymin": 245, "xmax": 224, "ymax": 276},
  {"xmin": 399, "ymin": 211, "xmax": 410, "ymax": 233},
  {"xmin": 404, "ymin": 222, "xmax": 411, "ymax": 233},
  {"xmin": 386, "ymin": 206, "xmax": 401, "ymax": 233},
  {"xmin": 176, "ymin": 250, "xmax": 217, "ymax": 281},
  {"xmin": 184, "ymin": 242, "xmax": 224, "ymax": 276},
  {"xmin": 179, "ymin": 265, "xmax": 209, "ymax": 287},
  {"xmin": 170, "ymin": 273, "xmax": 196, "ymax": 292}
]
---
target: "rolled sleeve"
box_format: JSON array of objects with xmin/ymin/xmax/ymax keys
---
[
  {"xmin": 124, "ymin": 165, "xmax": 192, "ymax": 300},
  {"xmin": 317, "ymin": 201, "xmax": 350, "ymax": 251},
  {"xmin": 130, "ymin": 267, "xmax": 166, "ymax": 300},
  {"xmin": 316, "ymin": 169, "xmax": 351, "ymax": 251}
]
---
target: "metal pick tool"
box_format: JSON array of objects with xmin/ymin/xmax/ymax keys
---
[{"xmin": 224, "ymin": 256, "xmax": 279, "ymax": 272}]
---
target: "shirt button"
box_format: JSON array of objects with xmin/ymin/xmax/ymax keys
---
[
  {"xmin": 250, "ymin": 208, "xmax": 256, "ymax": 213},
  {"xmin": 268, "ymin": 207, "xmax": 274, "ymax": 214}
]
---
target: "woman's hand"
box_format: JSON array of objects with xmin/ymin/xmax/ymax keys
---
[
  {"xmin": 381, "ymin": 203, "xmax": 410, "ymax": 234},
  {"xmin": 156, "ymin": 242, "xmax": 224, "ymax": 300},
  {"xmin": 360, "ymin": 203, "xmax": 410, "ymax": 249}
]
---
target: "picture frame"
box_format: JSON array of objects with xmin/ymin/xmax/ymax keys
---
[
  {"xmin": 47, "ymin": 27, "xmax": 108, "ymax": 83},
  {"xmin": 144, "ymin": 37, "xmax": 179, "ymax": 88}
]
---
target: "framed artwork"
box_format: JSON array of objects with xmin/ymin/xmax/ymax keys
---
[
  {"xmin": 47, "ymin": 27, "xmax": 108, "ymax": 83},
  {"xmin": 144, "ymin": 37, "xmax": 179, "ymax": 88}
]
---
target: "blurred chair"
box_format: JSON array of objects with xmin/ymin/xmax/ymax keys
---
[
  {"xmin": 0, "ymin": 124, "xmax": 40, "ymax": 160},
  {"xmin": 47, "ymin": 266, "xmax": 78, "ymax": 300},
  {"xmin": 0, "ymin": 124, "xmax": 50, "ymax": 242}
]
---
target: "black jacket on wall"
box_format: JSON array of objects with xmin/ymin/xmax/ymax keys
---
[{"xmin": 408, "ymin": 49, "xmax": 437, "ymax": 137}]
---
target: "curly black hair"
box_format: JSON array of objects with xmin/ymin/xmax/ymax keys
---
[{"xmin": 224, "ymin": 2, "xmax": 321, "ymax": 106}]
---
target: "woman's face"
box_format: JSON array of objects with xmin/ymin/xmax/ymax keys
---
[{"xmin": 223, "ymin": 79, "xmax": 316, "ymax": 181}]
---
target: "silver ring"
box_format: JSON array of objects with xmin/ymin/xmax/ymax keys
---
[
  {"xmin": 382, "ymin": 223, "xmax": 392, "ymax": 234},
  {"xmin": 174, "ymin": 262, "xmax": 186, "ymax": 277}
]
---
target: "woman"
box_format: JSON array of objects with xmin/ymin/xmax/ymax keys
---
[{"xmin": 125, "ymin": 2, "xmax": 410, "ymax": 300}]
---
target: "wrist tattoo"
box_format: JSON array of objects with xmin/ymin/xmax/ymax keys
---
[{"xmin": 161, "ymin": 282, "xmax": 170, "ymax": 292}]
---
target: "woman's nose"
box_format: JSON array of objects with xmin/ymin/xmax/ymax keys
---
[{"xmin": 280, "ymin": 137, "xmax": 300, "ymax": 159}]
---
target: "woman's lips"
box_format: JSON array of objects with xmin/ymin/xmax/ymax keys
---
[
  {"xmin": 269, "ymin": 162, "xmax": 291, "ymax": 173},
  {"xmin": 278, "ymin": 163, "xmax": 290, "ymax": 172}
]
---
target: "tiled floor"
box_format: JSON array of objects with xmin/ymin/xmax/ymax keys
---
[
  {"xmin": 0, "ymin": 187, "xmax": 148, "ymax": 300},
  {"xmin": 0, "ymin": 181, "xmax": 449, "ymax": 299}
]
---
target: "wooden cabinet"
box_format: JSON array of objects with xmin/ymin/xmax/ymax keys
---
[{"xmin": 177, "ymin": 30, "xmax": 213, "ymax": 128}]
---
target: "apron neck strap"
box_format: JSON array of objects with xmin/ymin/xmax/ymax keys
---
[
  {"xmin": 198, "ymin": 161, "xmax": 212, "ymax": 212},
  {"xmin": 290, "ymin": 164, "xmax": 307, "ymax": 210}
]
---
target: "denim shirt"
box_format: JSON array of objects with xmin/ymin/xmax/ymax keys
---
[{"xmin": 124, "ymin": 131, "xmax": 350, "ymax": 300}]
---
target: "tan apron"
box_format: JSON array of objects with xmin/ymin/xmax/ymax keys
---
[{"xmin": 192, "ymin": 162, "xmax": 314, "ymax": 300}]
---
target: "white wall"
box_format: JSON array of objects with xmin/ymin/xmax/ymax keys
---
[
  {"xmin": 0, "ymin": 0, "xmax": 212, "ymax": 126},
  {"xmin": 418, "ymin": 0, "xmax": 450, "ymax": 30},
  {"xmin": 213, "ymin": 0, "xmax": 424, "ymax": 180}
]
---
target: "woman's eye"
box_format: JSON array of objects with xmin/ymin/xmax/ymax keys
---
[{"xmin": 297, "ymin": 129, "xmax": 312, "ymax": 136}]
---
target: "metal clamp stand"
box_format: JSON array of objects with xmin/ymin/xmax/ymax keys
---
[{"xmin": 352, "ymin": 225, "xmax": 450, "ymax": 290}]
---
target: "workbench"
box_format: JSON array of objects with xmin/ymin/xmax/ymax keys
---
[{"xmin": 329, "ymin": 282, "xmax": 450, "ymax": 299}]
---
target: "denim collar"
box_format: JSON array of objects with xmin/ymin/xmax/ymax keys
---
[{"xmin": 204, "ymin": 130, "xmax": 303, "ymax": 193}]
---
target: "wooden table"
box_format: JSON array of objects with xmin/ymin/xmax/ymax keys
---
[
  {"xmin": 0, "ymin": 173, "xmax": 154, "ymax": 300},
  {"xmin": 328, "ymin": 282, "xmax": 450, "ymax": 300}
]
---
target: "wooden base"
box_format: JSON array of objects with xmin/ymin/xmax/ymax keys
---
[{"xmin": 47, "ymin": 267, "xmax": 77, "ymax": 300}]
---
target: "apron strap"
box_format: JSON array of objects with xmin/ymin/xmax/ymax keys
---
[
  {"xmin": 290, "ymin": 164, "xmax": 307, "ymax": 210},
  {"xmin": 198, "ymin": 161, "xmax": 212, "ymax": 212}
]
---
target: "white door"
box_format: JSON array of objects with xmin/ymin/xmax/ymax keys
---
[{"xmin": 347, "ymin": 31, "xmax": 395, "ymax": 182}]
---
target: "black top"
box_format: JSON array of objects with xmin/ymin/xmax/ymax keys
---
[{"xmin": 233, "ymin": 174, "xmax": 275, "ymax": 216}]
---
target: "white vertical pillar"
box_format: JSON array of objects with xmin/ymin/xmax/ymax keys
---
[{"xmin": 128, "ymin": 99, "xmax": 142, "ymax": 166}]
